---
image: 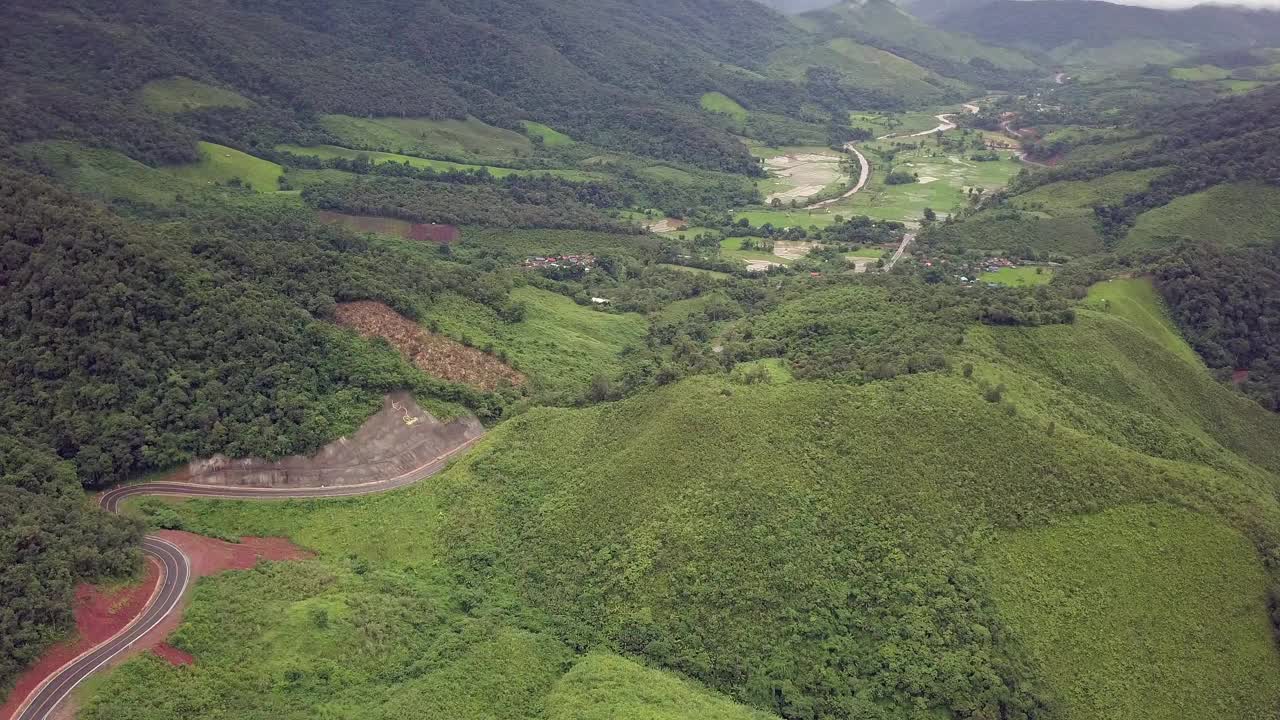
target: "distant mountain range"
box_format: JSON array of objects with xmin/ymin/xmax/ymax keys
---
[{"xmin": 937, "ymin": 0, "xmax": 1280, "ymax": 58}]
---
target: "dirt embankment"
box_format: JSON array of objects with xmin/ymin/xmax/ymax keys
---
[
  {"xmin": 176, "ymin": 392, "xmax": 483, "ymax": 488},
  {"xmin": 335, "ymin": 301, "xmax": 524, "ymax": 391}
]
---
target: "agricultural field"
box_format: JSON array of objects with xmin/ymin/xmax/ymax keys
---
[
  {"xmin": 756, "ymin": 148, "xmax": 847, "ymax": 204},
  {"xmin": 699, "ymin": 92, "xmax": 748, "ymax": 123},
  {"xmin": 764, "ymin": 40, "xmax": 969, "ymax": 105},
  {"xmin": 1120, "ymin": 181, "xmax": 1280, "ymax": 251},
  {"xmin": 836, "ymin": 146, "xmax": 1022, "ymax": 224},
  {"xmin": 139, "ymin": 77, "xmax": 251, "ymax": 113},
  {"xmin": 983, "ymin": 505, "xmax": 1280, "ymax": 720},
  {"xmin": 980, "ymin": 266, "xmax": 1054, "ymax": 286},
  {"xmin": 730, "ymin": 208, "xmax": 843, "ymax": 229},
  {"xmin": 924, "ymin": 210, "xmax": 1105, "ymax": 257},
  {"xmin": 657, "ymin": 263, "xmax": 733, "ymax": 279},
  {"xmin": 164, "ymin": 142, "xmax": 283, "ymax": 192},
  {"xmin": 719, "ymin": 236, "xmax": 791, "ymax": 268}
]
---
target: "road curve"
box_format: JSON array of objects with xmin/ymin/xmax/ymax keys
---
[
  {"xmin": 12, "ymin": 435, "xmax": 483, "ymax": 720},
  {"xmin": 805, "ymin": 143, "xmax": 870, "ymax": 210}
]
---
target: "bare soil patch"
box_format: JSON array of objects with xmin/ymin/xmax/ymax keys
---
[{"xmin": 335, "ymin": 301, "xmax": 524, "ymax": 391}]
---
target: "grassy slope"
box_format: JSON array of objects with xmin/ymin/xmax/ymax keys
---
[
  {"xmin": 545, "ymin": 654, "xmax": 776, "ymax": 720},
  {"xmin": 319, "ymin": 115, "xmax": 534, "ymax": 163},
  {"xmin": 1011, "ymin": 168, "xmax": 1165, "ymax": 216},
  {"xmin": 22, "ymin": 141, "xmax": 195, "ymax": 206},
  {"xmin": 165, "ymin": 142, "xmax": 283, "ymax": 192},
  {"xmin": 420, "ymin": 285, "xmax": 647, "ymax": 395},
  {"xmin": 1121, "ymin": 181, "xmax": 1280, "ymax": 251},
  {"xmin": 700, "ymin": 92, "xmax": 748, "ymax": 123},
  {"xmin": 521, "ymin": 121, "xmax": 576, "ymax": 147},
  {"xmin": 139, "ymin": 77, "xmax": 251, "ymax": 113},
  {"xmin": 275, "ymin": 144, "xmax": 599, "ymax": 181},
  {"xmin": 983, "ymin": 505, "xmax": 1280, "ymax": 720},
  {"xmin": 764, "ymin": 40, "xmax": 968, "ymax": 103},
  {"xmin": 77, "ymin": 279, "xmax": 1280, "ymax": 719}
]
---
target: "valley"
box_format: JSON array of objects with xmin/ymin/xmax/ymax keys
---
[{"xmin": 2, "ymin": 0, "xmax": 1280, "ymax": 719}]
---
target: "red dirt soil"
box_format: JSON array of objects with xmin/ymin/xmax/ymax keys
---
[
  {"xmin": 1, "ymin": 533, "xmax": 310, "ymax": 720},
  {"xmin": 334, "ymin": 300, "xmax": 525, "ymax": 391}
]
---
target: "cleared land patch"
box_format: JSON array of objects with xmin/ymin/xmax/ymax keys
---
[
  {"xmin": 316, "ymin": 210, "xmax": 460, "ymax": 243},
  {"xmin": 334, "ymin": 301, "xmax": 524, "ymax": 391},
  {"xmin": 983, "ymin": 505, "xmax": 1280, "ymax": 720},
  {"xmin": 980, "ymin": 266, "xmax": 1054, "ymax": 286},
  {"xmin": 699, "ymin": 92, "xmax": 748, "ymax": 123},
  {"xmin": 418, "ymin": 286, "xmax": 647, "ymax": 394},
  {"xmin": 521, "ymin": 121, "xmax": 575, "ymax": 147},
  {"xmin": 140, "ymin": 77, "xmax": 251, "ymax": 113},
  {"xmin": 165, "ymin": 142, "xmax": 282, "ymax": 192}
]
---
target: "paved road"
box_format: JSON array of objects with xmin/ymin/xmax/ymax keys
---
[
  {"xmin": 12, "ymin": 436, "xmax": 482, "ymax": 720},
  {"xmin": 886, "ymin": 233, "xmax": 914, "ymax": 270}
]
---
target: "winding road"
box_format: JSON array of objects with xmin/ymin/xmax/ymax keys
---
[{"xmin": 11, "ymin": 436, "xmax": 483, "ymax": 720}]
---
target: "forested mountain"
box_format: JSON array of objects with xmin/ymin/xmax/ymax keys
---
[
  {"xmin": 942, "ymin": 0, "xmax": 1280, "ymax": 61},
  {"xmin": 794, "ymin": 0, "xmax": 1038, "ymax": 87},
  {"xmin": 0, "ymin": 0, "xmax": 811, "ymax": 174},
  {"xmin": 5, "ymin": 0, "xmax": 1280, "ymax": 718}
]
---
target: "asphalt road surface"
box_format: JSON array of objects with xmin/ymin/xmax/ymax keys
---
[{"xmin": 12, "ymin": 435, "xmax": 482, "ymax": 720}]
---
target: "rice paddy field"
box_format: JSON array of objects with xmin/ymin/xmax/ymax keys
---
[{"xmin": 834, "ymin": 147, "xmax": 1021, "ymax": 223}]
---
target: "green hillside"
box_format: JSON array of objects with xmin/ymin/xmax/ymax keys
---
[
  {"xmin": 1121, "ymin": 182, "xmax": 1280, "ymax": 251},
  {"xmin": 78, "ymin": 276, "xmax": 1280, "ymax": 720},
  {"xmin": 984, "ymin": 505, "xmax": 1280, "ymax": 720}
]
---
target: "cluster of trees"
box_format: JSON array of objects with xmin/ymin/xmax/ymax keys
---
[
  {"xmin": 0, "ymin": 439, "xmax": 142, "ymax": 691},
  {"xmin": 1156, "ymin": 242, "xmax": 1280, "ymax": 411},
  {"xmin": 1, "ymin": 171, "xmax": 511, "ymax": 488}
]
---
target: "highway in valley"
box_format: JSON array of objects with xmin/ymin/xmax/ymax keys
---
[{"xmin": 11, "ymin": 436, "xmax": 483, "ymax": 720}]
